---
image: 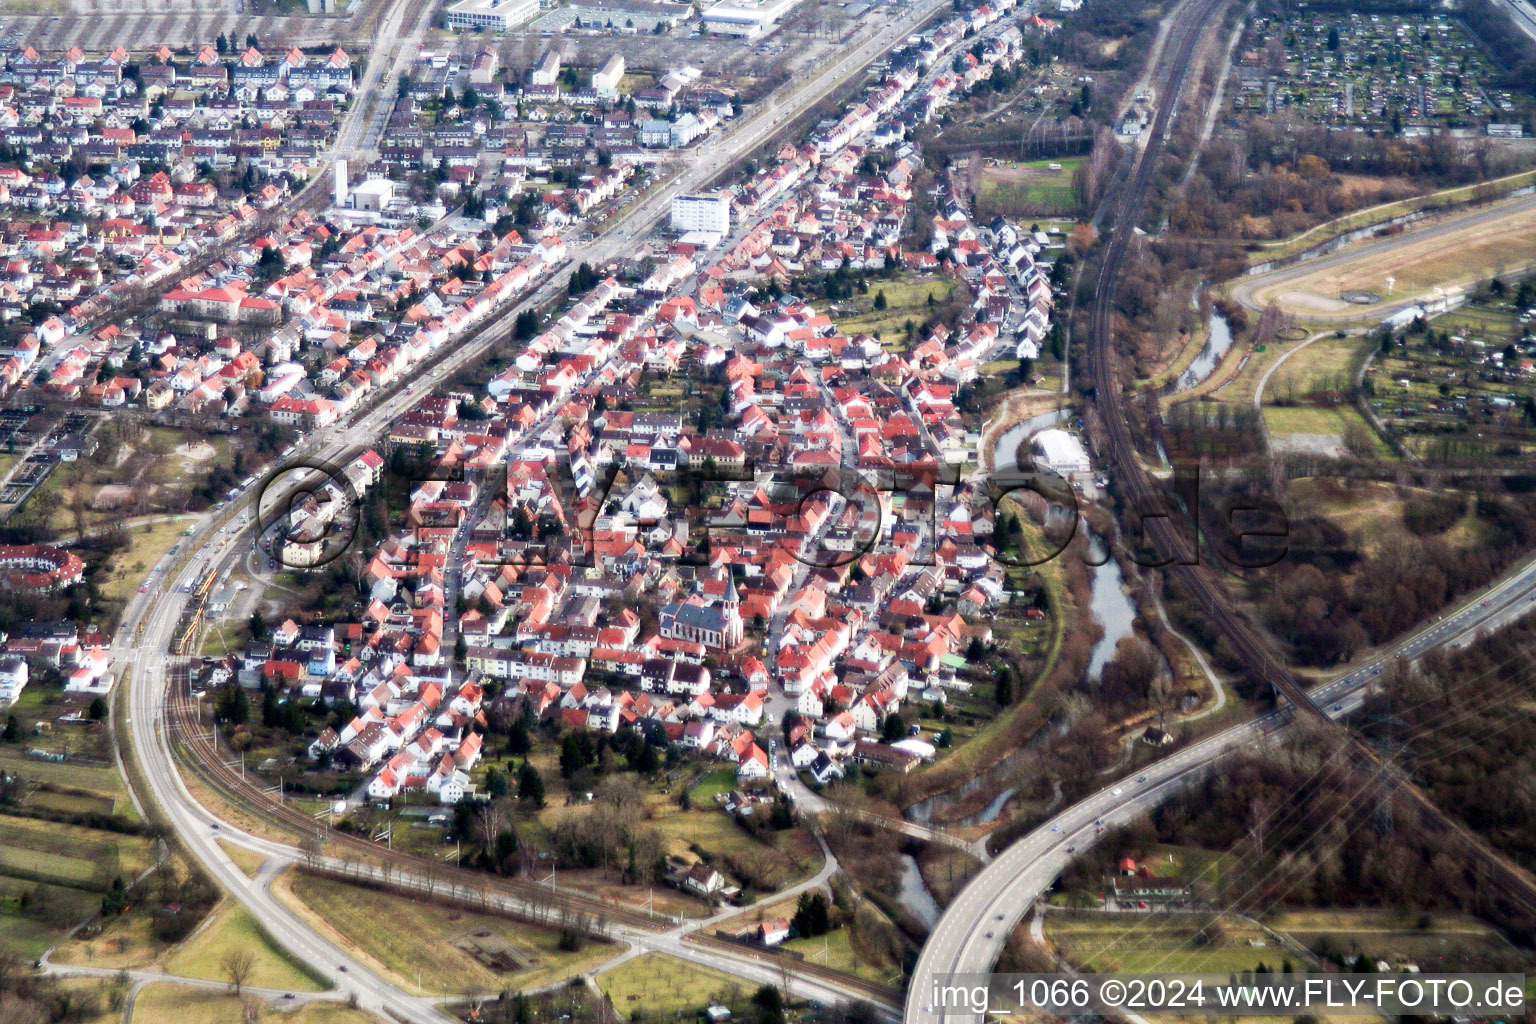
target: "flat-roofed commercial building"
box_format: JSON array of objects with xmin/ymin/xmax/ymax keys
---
[
  {"xmin": 701, "ymin": 0, "xmax": 798, "ymax": 37},
  {"xmin": 445, "ymin": 0, "xmax": 538, "ymax": 31}
]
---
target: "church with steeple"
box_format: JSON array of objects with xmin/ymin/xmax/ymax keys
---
[{"xmin": 657, "ymin": 575, "xmax": 744, "ymax": 651}]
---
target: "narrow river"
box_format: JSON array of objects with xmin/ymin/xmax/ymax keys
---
[
  {"xmin": 1175, "ymin": 310, "xmax": 1234, "ymax": 392},
  {"xmin": 897, "ymin": 853, "xmax": 943, "ymax": 929},
  {"xmin": 1086, "ymin": 533, "xmax": 1136, "ymax": 680}
]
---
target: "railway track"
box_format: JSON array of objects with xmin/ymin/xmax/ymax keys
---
[
  {"xmin": 1081, "ymin": 0, "xmax": 1536, "ymax": 926},
  {"xmin": 164, "ymin": 669, "xmax": 907, "ymax": 1002},
  {"xmin": 685, "ymin": 932, "xmax": 903, "ymax": 1007},
  {"xmin": 163, "ymin": 669, "xmax": 671, "ymax": 933}
]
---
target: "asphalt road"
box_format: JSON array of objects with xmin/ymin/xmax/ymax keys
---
[
  {"xmin": 906, "ymin": 546, "xmax": 1536, "ymax": 1024},
  {"xmin": 107, "ymin": 0, "xmax": 954, "ymax": 1016}
]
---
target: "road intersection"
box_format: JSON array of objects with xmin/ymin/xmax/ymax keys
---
[
  {"xmin": 907, "ymin": 547, "xmax": 1536, "ymax": 1023},
  {"xmin": 104, "ymin": 0, "xmax": 952, "ymax": 1017}
]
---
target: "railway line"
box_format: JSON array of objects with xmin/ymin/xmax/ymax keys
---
[
  {"xmin": 162, "ymin": 668, "xmax": 670, "ymax": 934},
  {"xmin": 684, "ymin": 933, "xmax": 903, "ymax": 1007},
  {"xmin": 1080, "ymin": 0, "xmax": 1536, "ymax": 930},
  {"xmin": 161, "ymin": 664, "xmax": 905, "ymax": 1007}
]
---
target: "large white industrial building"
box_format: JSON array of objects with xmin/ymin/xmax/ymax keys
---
[
  {"xmin": 1032, "ymin": 428, "xmax": 1091, "ymax": 476},
  {"xmin": 701, "ymin": 0, "xmax": 798, "ymax": 36},
  {"xmin": 445, "ymin": 0, "xmax": 538, "ymax": 31},
  {"xmin": 670, "ymin": 193, "xmax": 732, "ymax": 235}
]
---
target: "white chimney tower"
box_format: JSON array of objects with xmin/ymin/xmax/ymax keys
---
[{"xmin": 334, "ymin": 159, "xmax": 348, "ymax": 208}]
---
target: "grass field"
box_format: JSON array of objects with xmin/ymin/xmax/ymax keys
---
[
  {"xmin": 976, "ymin": 157, "xmax": 1083, "ymax": 218},
  {"xmin": 780, "ymin": 924, "xmax": 895, "ymax": 983},
  {"xmin": 1266, "ymin": 909, "xmax": 1518, "ymax": 970},
  {"xmin": 833, "ymin": 276, "xmax": 963, "ymax": 341},
  {"xmin": 0, "ymin": 844, "xmax": 102, "ymax": 886},
  {"xmin": 1263, "ymin": 404, "xmax": 1390, "ymax": 457},
  {"xmin": 689, "ymin": 768, "xmax": 738, "ymax": 804},
  {"xmin": 130, "ymin": 986, "xmax": 381, "ymax": 1024},
  {"xmin": 218, "ymin": 841, "xmax": 267, "ymax": 880},
  {"xmin": 275, "ymin": 870, "xmax": 620, "ymax": 996},
  {"xmin": 0, "ymin": 753, "xmax": 129, "ymax": 800},
  {"xmin": 1242, "ymin": 199, "xmax": 1536, "ymax": 320},
  {"xmin": 0, "ymin": 812, "xmax": 154, "ymax": 887},
  {"xmin": 1250, "ymin": 168, "xmax": 1536, "ymax": 265},
  {"xmin": 1285, "ymin": 479, "xmax": 1483, "ymax": 556},
  {"xmin": 596, "ymin": 953, "xmax": 747, "ymax": 1017},
  {"xmin": 52, "ymin": 909, "xmax": 169, "ymax": 970},
  {"xmin": 98, "ymin": 519, "xmax": 189, "ymax": 606},
  {"xmin": 163, "ymin": 902, "xmax": 327, "ymax": 993},
  {"xmin": 25, "ymin": 787, "xmax": 117, "ymax": 816},
  {"xmin": 0, "ymin": 875, "xmax": 98, "ymax": 957},
  {"xmin": 1260, "ymin": 335, "xmax": 1370, "ymax": 405},
  {"xmin": 16, "ymin": 425, "xmax": 233, "ymax": 536},
  {"xmin": 1045, "ymin": 913, "xmax": 1280, "ymax": 973}
]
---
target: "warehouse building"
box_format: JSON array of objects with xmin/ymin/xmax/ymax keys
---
[
  {"xmin": 701, "ymin": 0, "xmax": 799, "ymax": 36},
  {"xmin": 1032, "ymin": 428, "xmax": 1091, "ymax": 476}
]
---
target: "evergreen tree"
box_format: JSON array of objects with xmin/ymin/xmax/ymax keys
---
[
  {"xmin": 792, "ymin": 892, "xmax": 830, "ymax": 936},
  {"xmin": 486, "ymin": 766, "xmax": 509, "ymax": 798},
  {"xmin": 636, "ymin": 741, "xmax": 660, "ymax": 775},
  {"xmin": 101, "ymin": 876, "xmax": 129, "ymax": 917},
  {"xmin": 219, "ymin": 685, "xmax": 249, "ymax": 726},
  {"xmin": 261, "ymin": 684, "xmax": 282, "ymax": 728},
  {"xmin": 995, "ymin": 667, "xmax": 1014, "ymax": 705},
  {"xmin": 753, "ymin": 986, "xmax": 785, "ymax": 1024},
  {"xmin": 507, "ymin": 718, "xmax": 531, "ymax": 756},
  {"xmin": 518, "ymin": 760, "xmax": 546, "ymax": 807}
]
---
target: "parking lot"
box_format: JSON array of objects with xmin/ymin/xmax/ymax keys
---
[{"xmin": 0, "ymin": 3, "xmax": 366, "ymax": 48}]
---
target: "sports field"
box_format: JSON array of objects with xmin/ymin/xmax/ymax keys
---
[{"xmin": 976, "ymin": 158, "xmax": 1083, "ymax": 217}]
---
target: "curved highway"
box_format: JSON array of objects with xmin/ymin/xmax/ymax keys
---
[{"xmin": 908, "ymin": 544, "xmax": 1536, "ymax": 1022}]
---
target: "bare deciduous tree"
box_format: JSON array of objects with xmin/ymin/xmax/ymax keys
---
[{"xmin": 221, "ymin": 950, "xmax": 256, "ymax": 995}]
